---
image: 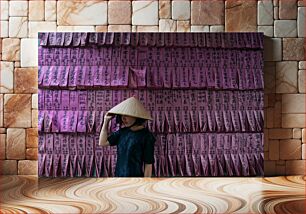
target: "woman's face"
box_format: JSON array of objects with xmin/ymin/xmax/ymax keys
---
[{"xmin": 121, "ymin": 115, "xmax": 136, "ymax": 127}]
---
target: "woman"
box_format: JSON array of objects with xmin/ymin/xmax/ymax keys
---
[{"xmin": 99, "ymin": 97, "xmax": 156, "ymax": 177}]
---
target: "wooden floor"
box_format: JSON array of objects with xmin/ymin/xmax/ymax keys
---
[{"xmin": 0, "ymin": 176, "xmax": 305, "ymax": 214}]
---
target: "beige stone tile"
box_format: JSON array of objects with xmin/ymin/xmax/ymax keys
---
[
  {"xmin": 283, "ymin": 38, "xmax": 305, "ymax": 61},
  {"xmin": 6, "ymin": 128, "xmax": 25, "ymax": 159},
  {"xmin": 132, "ymin": 1, "xmax": 158, "ymax": 25},
  {"xmin": 274, "ymin": 6, "xmax": 279, "ymax": 20},
  {"xmin": 210, "ymin": 25, "xmax": 224, "ymax": 32},
  {"xmin": 159, "ymin": 1, "xmax": 171, "ymax": 19},
  {"xmin": 159, "ymin": 19, "xmax": 176, "ymax": 32},
  {"xmin": 299, "ymin": 61, "xmax": 306, "ymax": 70},
  {"xmin": 273, "ymin": 0, "xmax": 279, "ymax": 6},
  {"xmin": 132, "ymin": 26, "xmax": 137, "ymax": 32},
  {"xmin": 0, "ymin": 160, "xmax": 17, "ymax": 175},
  {"xmin": 14, "ymin": 61, "xmax": 20, "ymax": 68},
  {"xmin": 274, "ymin": 20, "xmax": 297, "ymax": 37},
  {"xmin": 26, "ymin": 128, "xmax": 38, "ymax": 148},
  {"xmin": 264, "ymin": 94, "xmax": 269, "ymax": 108},
  {"xmin": 280, "ymin": 139, "xmax": 302, "ymax": 160},
  {"xmin": 29, "ymin": 1, "xmax": 44, "ymax": 21},
  {"xmin": 0, "ymin": 128, "xmax": 6, "ymax": 134},
  {"xmin": 32, "ymin": 94, "xmax": 38, "ymax": 109},
  {"xmin": 275, "ymin": 164, "xmax": 286, "ymax": 176},
  {"xmin": 172, "ymin": 1, "xmax": 190, "ymax": 20},
  {"xmin": 274, "ymin": 101, "xmax": 282, "ymax": 128},
  {"xmin": 32, "ymin": 110, "xmax": 38, "ymax": 128},
  {"xmin": 1, "ymin": 21, "xmax": 9, "ymax": 37},
  {"xmin": 303, "ymin": 129, "xmax": 306, "ymax": 143},
  {"xmin": 45, "ymin": 1, "xmax": 56, "ymax": 21},
  {"xmin": 9, "ymin": 1, "xmax": 28, "ymax": 16},
  {"xmin": 4, "ymin": 94, "xmax": 31, "ymax": 128},
  {"xmin": 15, "ymin": 68, "xmax": 38, "ymax": 94},
  {"xmin": 95, "ymin": 26, "xmax": 108, "ymax": 32},
  {"xmin": 269, "ymin": 140, "xmax": 279, "ymax": 160},
  {"xmin": 225, "ymin": 0, "xmax": 256, "ymax": 32},
  {"xmin": 57, "ymin": 1, "xmax": 107, "ymax": 25},
  {"xmin": 282, "ymin": 114, "xmax": 305, "ymax": 128},
  {"xmin": 264, "ymin": 129, "xmax": 269, "ymax": 152},
  {"xmin": 266, "ymin": 108, "xmax": 274, "ymax": 128},
  {"xmin": 285, "ymin": 160, "xmax": 305, "ymax": 175},
  {"xmin": 297, "ymin": 7, "xmax": 305, "ymax": 37},
  {"xmin": 26, "ymin": 148, "xmax": 38, "ymax": 160},
  {"xmin": 21, "ymin": 39, "xmax": 38, "ymax": 67},
  {"xmin": 264, "ymin": 160, "xmax": 276, "ymax": 176},
  {"xmin": 264, "ymin": 62, "xmax": 276, "ymax": 93},
  {"xmin": 0, "ymin": 94, "xmax": 3, "ymax": 127},
  {"xmin": 258, "ymin": 26, "xmax": 273, "ymax": 37},
  {"xmin": 191, "ymin": 25, "xmax": 209, "ymax": 32},
  {"xmin": 0, "ymin": 61, "xmax": 14, "ymax": 93},
  {"xmin": 136, "ymin": 26, "xmax": 159, "ymax": 32},
  {"xmin": 0, "ymin": 134, "xmax": 5, "ymax": 159},
  {"xmin": 0, "ymin": 1, "xmax": 9, "ymax": 20},
  {"xmin": 263, "ymin": 38, "xmax": 281, "ymax": 61},
  {"xmin": 18, "ymin": 160, "xmax": 37, "ymax": 175},
  {"xmin": 9, "ymin": 17, "xmax": 28, "ymax": 38},
  {"xmin": 293, "ymin": 128, "xmax": 302, "ymax": 139},
  {"xmin": 2, "ymin": 38, "xmax": 20, "ymax": 61},
  {"xmin": 258, "ymin": 0, "xmax": 273, "ymax": 25},
  {"xmin": 282, "ymin": 94, "xmax": 305, "ymax": 114},
  {"xmin": 269, "ymin": 128, "xmax": 292, "ymax": 139},
  {"xmin": 57, "ymin": 26, "xmax": 95, "ymax": 32},
  {"xmin": 29, "ymin": 21, "xmax": 57, "ymax": 38},
  {"xmin": 302, "ymin": 144, "xmax": 306, "ymax": 159},
  {"xmin": 177, "ymin": 21, "xmax": 190, "ymax": 32},
  {"xmin": 298, "ymin": 0, "xmax": 305, "ymax": 6},
  {"xmin": 264, "ymin": 151, "xmax": 269, "ymax": 160},
  {"xmin": 264, "ymin": 109, "xmax": 267, "ymax": 128},
  {"xmin": 298, "ymin": 70, "xmax": 305, "ymax": 93},
  {"xmin": 276, "ymin": 160, "xmax": 285, "ymax": 165},
  {"xmin": 108, "ymin": 25, "xmax": 131, "ymax": 32},
  {"xmin": 192, "ymin": 0, "xmax": 224, "ymax": 25},
  {"xmin": 279, "ymin": 0, "xmax": 297, "ymax": 19},
  {"xmin": 108, "ymin": 1, "xmax": 131, "ymax": 24},
  {"xmin": 276, "ymin": 61, "xmax": 298, "ymax": 93}
]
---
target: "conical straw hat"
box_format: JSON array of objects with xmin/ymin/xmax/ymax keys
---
[{"xmin": 108, "ymin": 96, "xmax": 152, "ymax": 120}]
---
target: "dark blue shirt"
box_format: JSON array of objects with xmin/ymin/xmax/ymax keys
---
[{"xmin": 107, "ymin": 127, "xmax": 156, "ymax": 177}]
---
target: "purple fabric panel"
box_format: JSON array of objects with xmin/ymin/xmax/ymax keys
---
[
  {"xmin": 60, "ymin": 134, "xmax": 70, "ymax": 176},
  {"xmin": 200, "ymin": 134, "xmax": 209, "ymax": 176},
  {"xmin": 94, "ymin": 135, "xmax": 103, "ymax": 177},
  {"xmin": 69, "ymin": 91, "xmax": 79, "ymax": 111},
  {"xmin": 77, "ymin": 135, "xmax": 86, "ymax": 176},
  {"xmin": 167, "ymin": 134, "xmax": 177, "ymax": 176},
  {"xmin": 85, "ymin": 134, "xmax": 95, "ymax": 177},
  {"xmin": 61, "ymin": 90, "xmax": 70, "ymax": 110},
  {"xmin": 38, "ymin": 110, "xmax": 45, "ymax": 132},
  {"xmin": 77, "ymin": 111, "xmax": 87, "ymax": 133},
  {"xmin": 184, "ymin": 134, "xmax": 193, "ymax": 176},
  {"xmin": 51, "ymin": 111, "xmax": 60, "ymax": 132},
  {"xmin": 69, "ymin": 134, "xmax": 78, "ymax": 177},
  {"xmin": 52, "ymin": 90, "xmax": 61, "ymax": 110}
]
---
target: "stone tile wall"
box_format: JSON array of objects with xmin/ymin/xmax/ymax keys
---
[{"xmin": 0, "ymin": 0, "xmax": 305, "ymax": 176}]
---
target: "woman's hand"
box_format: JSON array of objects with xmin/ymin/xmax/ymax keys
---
[{"xmin": 104, "ymin": 112, "xmax": 115, "ymax": 121}]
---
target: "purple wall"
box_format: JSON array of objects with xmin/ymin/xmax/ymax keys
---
[{"xmin": 38, "ymin": 32, "xmax": 264, "ymax": 177}]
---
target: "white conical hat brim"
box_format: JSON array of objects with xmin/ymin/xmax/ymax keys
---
[{"xmin": 108, "ymin": 97, "xmax": 152, "ymax": 120}]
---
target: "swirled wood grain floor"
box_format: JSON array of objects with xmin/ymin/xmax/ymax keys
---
[{"xmin": 0, "ymin": 176, "xmax": 305, "ymax": 214}]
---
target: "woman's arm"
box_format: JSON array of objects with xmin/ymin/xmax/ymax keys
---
[
  {"xmin": 99, "ymin": 113, "xmax": 113, "ymax": 146},
  {"xmin": 144, "ymin": 164, "xmax": 152, "ymax": 177}
]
